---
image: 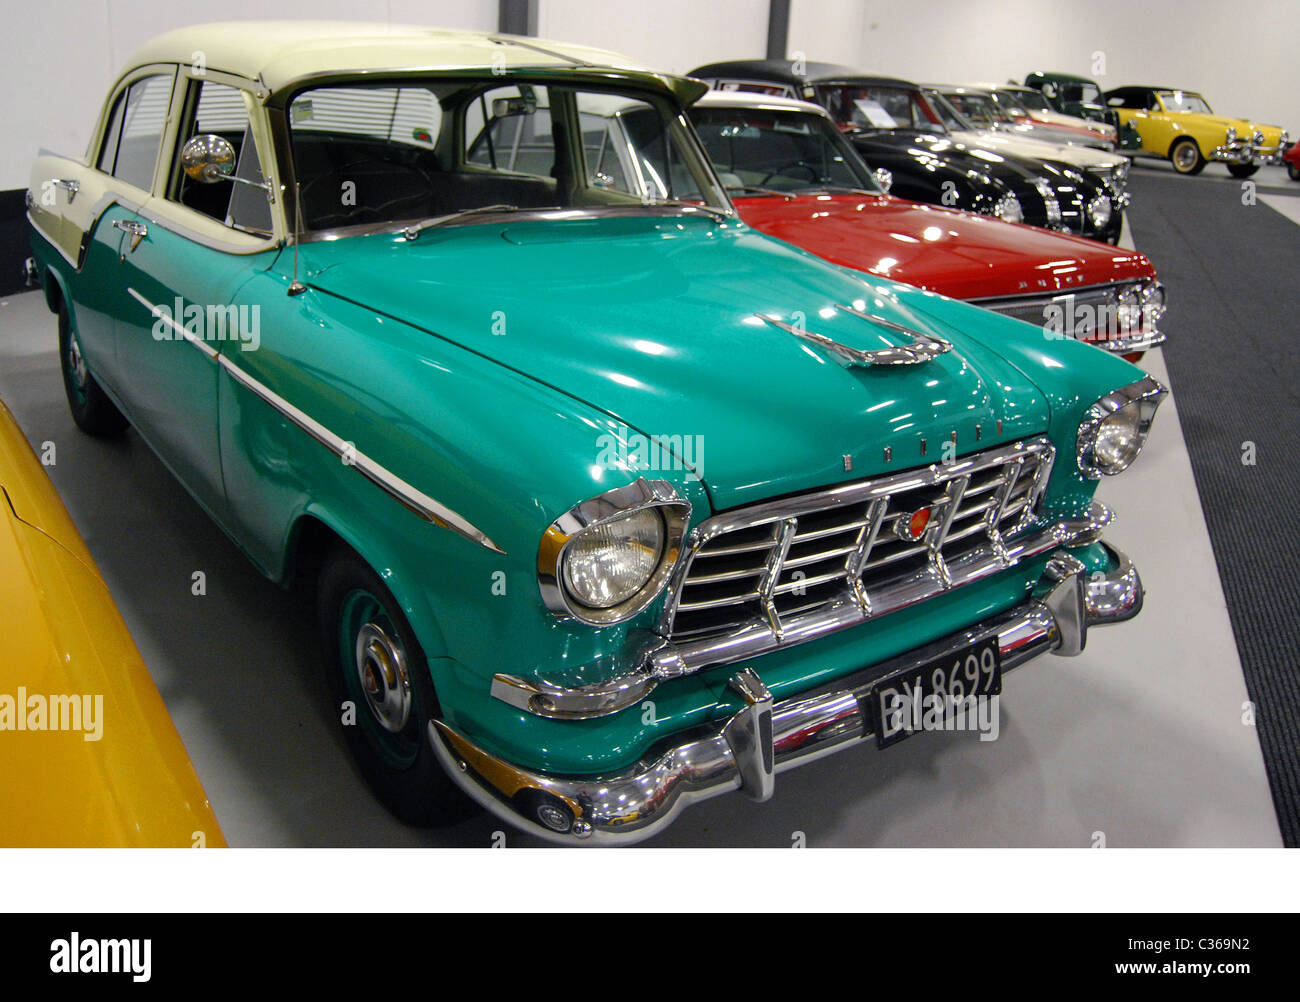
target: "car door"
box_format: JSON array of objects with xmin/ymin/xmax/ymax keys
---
[
  {"xmin": 28, "ymin": 70, "xmax": 177, "ymax": 404},
  {"xmin": 113, "ymin": 73, "xmax": 281, "ymax": 519}
]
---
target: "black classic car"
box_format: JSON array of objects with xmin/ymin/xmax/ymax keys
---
[{"xmin": 690, "ymin": 60, "xmax": 1121, "ymax": 243}]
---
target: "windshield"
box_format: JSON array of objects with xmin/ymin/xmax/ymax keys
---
[
  {"xmin": 1007, "ymin": 89, "xmax": 1050, "ymax": 112},
  {"xmin": 1158, "ymin": 91, "xmax": 1213, "ymax": 114},
  {"xmin": 942, "ymin": 92, "xmax": 1011, "ymax": 126},
  {"xmin": 1059, "ymin": 81, "xmax": 1101, "ymax": 105},
  {"xmin": 286, "ymin": 78, "xmax": 728, "ymax": 232},
  {"xmin": 816, "ymin": 85, "xmax": 945, "ymax": 134},
  {"xmin": 689, "ymin": 105, "xmax": 879, "ymax": 194},
  {"xmin": 926, "ymin": 91, "xmax": 973, "ymax": 131}
]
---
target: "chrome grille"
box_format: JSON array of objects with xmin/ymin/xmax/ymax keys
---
[
  {"xmin": 976, "ymin": 283, "xmax": 1131, "ymax": 339},
  {"xmin": 665, "ymin": 438, "xmax": 1055, "ymax": 642}
]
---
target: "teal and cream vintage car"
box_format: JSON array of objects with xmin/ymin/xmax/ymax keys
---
[{"xmin": 27, "ymin": 23, "xmax": 1165, "ymax": 844}]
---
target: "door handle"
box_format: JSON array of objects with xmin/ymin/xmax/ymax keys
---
[
  {"xmin": 112, "ymin": 218, "xmax": 148, "ymax": 256},
  {"xmin": 51, "ymin": 178, "xmax": 79, "ymax": 203}
]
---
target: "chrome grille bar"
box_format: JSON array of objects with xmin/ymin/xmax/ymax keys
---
[{"xmin": 663, "ymin": 437, "xmax": 1055, "ymax": 645}]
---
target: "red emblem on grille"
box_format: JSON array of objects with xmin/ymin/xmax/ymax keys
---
[{"xmin": 901, "ymin": 506, "xmax": 932, "ymax": 541}]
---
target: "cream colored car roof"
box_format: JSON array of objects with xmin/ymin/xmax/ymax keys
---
[{"xmin": 124, "ymin": 21, "xmax": 653, "ymax": 93}]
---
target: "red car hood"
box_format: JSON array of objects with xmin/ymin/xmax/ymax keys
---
[{"xmin": 735, "ymin": 193, "xmax": 1153, "ymax": 300}]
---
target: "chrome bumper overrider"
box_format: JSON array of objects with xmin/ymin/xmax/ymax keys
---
[{"xmin": 431, "ymin": 536, "xmax": 1143, "ymax": 845}]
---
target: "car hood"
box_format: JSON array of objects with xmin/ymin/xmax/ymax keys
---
[
  {"xmin": 950, "ymin": 129, "xmax": 1119, "ymax": 168},
  {"xmin": 733, "ymin": 193, "xmax": 1152, "ymax": 300},
  {"xmin": 852, "ymin": 130, "xmax": 1059, "ymax": 185},
  {"xmin": 297, "ymin": 214, "xmax": 1050, "ymax": 511},
  {"xmin": 1030, "ymin": 109, "xmax": 1113, "ymax": 135}
]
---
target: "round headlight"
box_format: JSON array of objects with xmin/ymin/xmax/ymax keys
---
[
  {"xmin": 1087, "ymin": 193, "xmax": 1112, "ymax": 230},
  {"xmin": 1253, "ymin": 129, "xmax": 1265, "ymax": 146},
  {"xmin": 563, "ymin": 508, "xmax": 665, "ymax": 610},
  {"xmin": 995, "ymin": 192, "xmax": 1023, "ymax": 223},
  {"xmin": 1225, "ymin": 127, "xmax": 1237, "ymax": 144},
  {"xmin": 1093, "ymin": 408, "xmax": 1144, "ymax": 474},
  {"xmin": 1115, "ymin": 285, "xmax": 1143, "ymax": 336},
  {"xmin": 538, "ymin": 480, "xmax": 691, "ymax": 626},
  {"xmin": 1076, "ymin": 378, "xmax": 1166, "ymax": 479},
  {"xmin": 1140, "ymin": 281, "xmax": 1166, "ymax": 330}
]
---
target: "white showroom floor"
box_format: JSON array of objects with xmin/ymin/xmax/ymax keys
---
[{"xmin": 0, "ymin": 180, "xmax": 1289, "ymax": 847}]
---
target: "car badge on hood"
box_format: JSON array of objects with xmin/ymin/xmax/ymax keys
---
[{"xmin": 758, "ymin": 303, "xmax": 952, "ymax": 367}]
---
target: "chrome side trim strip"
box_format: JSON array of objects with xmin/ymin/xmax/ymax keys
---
[
  {"xmin": 125, "ymin": 289, "xmax": 503, "ymax": 554},
  {"xmin": 128, "ymin": 287, "xmax": 219, "ymax": 361}
]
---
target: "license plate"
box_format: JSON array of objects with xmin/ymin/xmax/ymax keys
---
[{"xmin": 865, "ymin": 637, "xmax": 1002, "ymax": 749}]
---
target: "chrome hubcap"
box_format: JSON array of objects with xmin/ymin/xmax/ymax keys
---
[
  {"xmin": 1174, "ymin": 145, "xmax": 1196, "ymax": 169},
  {"xmin": 354, "ymin": 620, "xmax": 411, "ymax": 733},
  {"xmin": 68, "ymin": 337, "xmax": 86, "ymax": 388}
]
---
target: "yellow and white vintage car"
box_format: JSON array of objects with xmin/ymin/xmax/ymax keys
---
[{"xmin": 1101, "ymin": 85, "xmax": 1288, "ymax": 176}]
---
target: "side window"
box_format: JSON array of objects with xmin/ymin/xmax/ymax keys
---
[
  {"xmin": 96, "ymin": 94, "xmax": 125, "ymax": 172},
  {"xmin": 464, "ymin": 85, "xmax": 556, "ymax": 179},
  {"xmin": 173, "ymin": 80, "xmax": 272, "ymax": 234},
  {"xmin": 100, "ymin": 74, "xmax": 173, "ymax": 191}
]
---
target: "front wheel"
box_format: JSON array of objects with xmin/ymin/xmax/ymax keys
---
[
  {"xmin": 1227, "ymin": 163, "xmax": 1259, "ymax": 179},
  {"xmin": 318, "ymin": 545, "xmax": 475, "ymax": 826},
  {"xmin": 1169, "ymin": 138, "xmax": 1206, "ymax": 175},
  {"xmin": 58, "ymin": 301, "xmax": 126, "ymax": 437},
  {"xmin": 1288, "ymin": 163, "xmax": 1300, "ymax": 182}
]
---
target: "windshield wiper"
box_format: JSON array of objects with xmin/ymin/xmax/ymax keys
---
[
  {"xmin": 793, "ymin": 185, "xmax": 878, "ymax": 196},
  {"xmin": 725, "ymin": 185, "xmax": 796, "ymax": 199},
  {"xmin": 643, "ymin": 200, "xmax": 733, "ymax": 222},
  {"xmin": 402, "ymin": 204, "xmax": 522, "ymax": 240}
]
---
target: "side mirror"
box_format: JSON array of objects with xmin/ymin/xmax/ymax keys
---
[
  {"xmin": 873, "ymin": 168, "xmax": 893, "ymax": 194},
  {"xmin": 181, "ymin": 133, "xmax": 271, "ymax": 195},
  {"xmin": 181, "ymin": 134, "xmax": 237, "ymax": 183}
]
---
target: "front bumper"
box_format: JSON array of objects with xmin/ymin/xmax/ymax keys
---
[
  {"xmin": 1211, "ymin": 142, "xmax": 1287, "ymax": 166},
  {"xmin": 430, "ymin": 538, "xmax": 1143, "ymax": 845}
]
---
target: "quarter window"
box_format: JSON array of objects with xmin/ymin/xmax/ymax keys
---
[{"xmin": 98, "ymin": 74, "xmax": 174, "ymax": 191}]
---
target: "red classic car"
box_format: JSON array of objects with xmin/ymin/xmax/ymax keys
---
[
  {"xmin": 689, "ymin": 91, "xmax": 1165, "ymax": 360},
  {"xmin": 1285, "ymin": 140, "xmax": 1300, "ymax": 181}
]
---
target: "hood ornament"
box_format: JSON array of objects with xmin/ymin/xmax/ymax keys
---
[{"xmin": 758, "ymin": 304, "xmax": 951, "ymax": 367}]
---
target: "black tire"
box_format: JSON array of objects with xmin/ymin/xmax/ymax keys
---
[
  {"xmin": 1168, "ymin": 138, "xmax": 1205, "ymax": 175},
  {"xmin": 317, "ymin": 544, "xmax": 475, "ymax": 827},
  {"xmin": 58, "ymin": 301, "xmax": 127, "ymax": 437},
  {"xmin": 1288, "ymin": 163, "xmax": 1300, "ymax": 182},
  {"xmin": 1227, "ymin": 163, "xmax": 1260, "ymax": 179}
]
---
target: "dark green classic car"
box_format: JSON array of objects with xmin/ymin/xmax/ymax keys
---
[{"xmin": 27, "ymin": 22, "xmax": 1164, "ymax": 844}]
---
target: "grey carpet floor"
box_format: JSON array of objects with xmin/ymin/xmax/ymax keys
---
[{"xmin": 1124, "ymin": 169, "xmax": 1300, "ymax": 845}]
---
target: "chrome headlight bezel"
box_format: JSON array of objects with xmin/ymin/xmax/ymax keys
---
[
  {"xmin": 1086, "ymin": 192, "xmax": 1112, "ymax": 230},
  {"xmin": 1033, "ymin": 178, "xmax": 1062, "ymax": 225},
  {"xmin": 1225, "ymin": 126, "xmax": 1238, "ymax": 145},
  {"xmin": 539, "ymin": 478, "xmax": 690, "ymax": 626},
  {"xmin": 994, "ymin": 191, "xmax": 1023, "ymax": 223},
  {"xmin": 1139, "ymin": 280, "xmax": 1166, "ymax": 331},
  {"xmin": 1076, "ymin": 376, "xmax": 1167, "ymax": 479}
]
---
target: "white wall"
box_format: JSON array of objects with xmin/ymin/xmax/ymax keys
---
[
  {"xmin": 788, "ymin": 0, "xmax": 1298, "ymax": 143},
  {"xmin": 3, "ymin": 0, "xmax": 1297, "ymax": 190},
  {"xmin": 538, "ymin": 0, "xmax": 768, "ymax": 76}
]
